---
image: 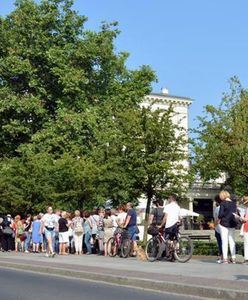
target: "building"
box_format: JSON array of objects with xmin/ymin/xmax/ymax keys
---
[{"xmin": 139, "ymin": 88, "xmax": 223, "ymax": 225}]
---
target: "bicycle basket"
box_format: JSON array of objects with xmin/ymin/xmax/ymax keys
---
[{"xmin": 147, "ymin": 225, "xmax": 159, "ymax": 236}]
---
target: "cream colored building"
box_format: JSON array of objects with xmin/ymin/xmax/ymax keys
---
[{"xmin": 139, "ymin": 89, "xmax": 223, "ymax": 224}]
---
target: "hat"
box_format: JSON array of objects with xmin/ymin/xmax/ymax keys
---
[{"xmin": 243, "ymin": 196, "xmax": 248, "ymax": 205}]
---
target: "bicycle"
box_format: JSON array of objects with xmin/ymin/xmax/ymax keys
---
[
  {"xmin": 145, "ymin": 225, "xmax": 193, "ymax": 263},
  {"xmin": 107, "ymin": 228, "xmax": 131, "ymax": 258},
  {"xmin": 107, "ymin": 228, "xmax": 136, "ymax": 258}
]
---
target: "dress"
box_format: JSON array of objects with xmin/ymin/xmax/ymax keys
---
[
  {"xmin": 32, "ymin": 220, "xmax": 41, "ymax": 244},
  {"xmin": 103, "ymin": 218, "xmax": 113, "ymax": 243}
]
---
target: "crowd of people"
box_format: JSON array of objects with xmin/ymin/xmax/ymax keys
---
[
  {"xmin": 0, "ymin": 202, "xmax": 138, "ymax": 257},
  {"xmin": 0, "ymin": 191, "xmax": 248, "ymax": 265}
]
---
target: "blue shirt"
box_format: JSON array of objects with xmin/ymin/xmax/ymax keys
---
[{"xmin": 127, "ymin": 208, "xmax": 137, "ymax": 227}]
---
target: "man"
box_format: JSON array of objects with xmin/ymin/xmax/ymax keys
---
[
  {"xmin": 160, "ymin": 194, "xmax": 181, "ymax": 240},
  {"xmin": 123, "ymin": 202, "xmax": 138, "ymax": 255},
  {"xmin": 149, "ymin": 199, "xmax": 164, "ymax": 226}
]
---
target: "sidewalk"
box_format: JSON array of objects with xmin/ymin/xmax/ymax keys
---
[{"xmin": 0, "ymin": 252, "xmax": 247, "ymax": 300}]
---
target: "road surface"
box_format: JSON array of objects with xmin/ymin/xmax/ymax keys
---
[{"xmin": 0, "ymin": 268, "xmax": 199, "ymax": 300}]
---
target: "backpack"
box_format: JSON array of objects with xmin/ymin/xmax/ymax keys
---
[{"xmin": 74, "ymin": 220, "xmax": 83, "ymax": 234}]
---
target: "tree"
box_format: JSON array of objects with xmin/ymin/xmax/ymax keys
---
[
  {"xmin": 97, "ymin": 105, "xmax": 192, "ymax": 241},
  {"xmin": 193, "ymin": 78, "xmax": 248, "ymax": 196},
  {"xmin": 0, "ymin": 0, "xmax": 156, "ymax": 213}
]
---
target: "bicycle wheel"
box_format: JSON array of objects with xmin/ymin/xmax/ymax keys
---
[
  {"xmin": 174, "ymin": 236, "xmax": 193, "ymax": 263},
  {"xmin": 107, "ymin": 237, "xmax": 117, "ymax": 257},
  {"xmin": 121, "ymin": 238, "xmax": 131, "ymax": 258},
  {"xmin": 145, "ymin": 236, "xmax": 161, "ymax": 262}
]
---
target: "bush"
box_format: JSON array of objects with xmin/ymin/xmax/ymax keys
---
[{"xmin": 193, "ymin": 241, "xmax": 244, "ymax": 256}]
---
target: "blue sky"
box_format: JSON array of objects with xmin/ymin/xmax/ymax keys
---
[{"xmin": 1, "ymin": 0, "xmax": 248, "ymax": 128}]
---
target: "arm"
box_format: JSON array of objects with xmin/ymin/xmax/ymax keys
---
[
  {"xmin": 123, "ymin": 215, "xmax": 131, "ymax": 228},
  {"xmin": 159, "ymin": 213, "xmax": 168, "ymax": 228}
]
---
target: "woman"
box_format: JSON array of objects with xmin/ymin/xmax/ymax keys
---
[
  {"xmin": 13, "ymin": 215, "xmax": 24, "ymax": 252},
  {"xmin": 31, "ymin": 215, "xmax": 41, "ymax": 253},
  {"xmin": 24, "ymin": 214, "xmax": 32, "ymax": 253},
  {"xmin": 83, "ymin": 211, "xmax": 93, "ymax": 255},
  {"xmin": 241, "ymin": 196, "xmax": 248, "ymax": 264},
  {"xmin": 116, "ymin": 205, "xmax": 127, "ymax": 229},
  {"xmin": 58, "ymin": 211, "xmax": 69, "ymax": 255},
  {"xmin": 97, "ymin": 209, "xmax": 105, "ymax": 256},
  {"xmin": 218, "ymin": 190, "xmax": 237, "ymax": 264},
  {"xmin": 41, "ymin": 206, "xmax": 57, "ymax": 257},
  {"xmin": 72, "ymin": 210, "xmax": 84, "ymax": 255},
  {"xmin": 103, "ymin": 210, "xmax": 113, "ymax": 256}
]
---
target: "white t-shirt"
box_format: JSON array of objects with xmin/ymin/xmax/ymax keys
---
[
  {"xmin": 42, "ymin": 213, "xmax": 57, "ymax": 228},
  {"xmin": 116, "ymin": 212, "xmax": 127, "ymax": 226},
  {"xmin": 213, "ymin": 206, "xmax": 221, "ymax": 234},
  {"xmin": 164, "ymin": 202, "xmax": 181, "ymax": 228}
]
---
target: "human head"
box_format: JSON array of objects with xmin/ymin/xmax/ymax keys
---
[
  {"xmin": 84, "ymin": 211, "xmax": 90, "ymax": 218},
  {"xmin": 47, "ymin": 206, "xmax": 53, "ymax": 214},
  {"xmin": 219, "ymin": 190, "xmax": 231, "ymax": 201},
  {"xmin": 168, "ymin": 194, "xmax": 177, "ymax": 203},
  {"xmin": 214, "ymin": 194, "xmax": 221, "ymax": 206},
  {"xmin": 33, "ymin": 216, "xmax": 38, "ymax": 221},
  {"xmin": 157, "ymin": 199, "xmax": 164, "ymax": 207},
  {"xmin": 15, "ymin": 215, "xmax": 21, "ymax": 222},
  {"xmin": 126, "ymin": 202, "xmax": 133, "ymax": 210},
  {"xmin": 74, "ymin": 210, "xmax": 81, "ymax": 217},
  {"xmin": 118, "ymin": 205, "xmax": 126, "ymax": 213},
  {"xmin": 98, "ymin": 208, "xmax": 105, "ymax": 217},
  {"xmin": 61, "ymin": 211, "xmax": 67, "ymax": 218},
  {"xmin": 105, "ymin": 209, "xmax": 111, "ymax": 218},
  {"xmin": 55, "ymin": 209, "xmax": 61, "ymax": 216}
]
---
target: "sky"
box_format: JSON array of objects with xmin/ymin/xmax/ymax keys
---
[{"xmin": 1, "ymin": 0, "xmax": 248, "ymax": 128}]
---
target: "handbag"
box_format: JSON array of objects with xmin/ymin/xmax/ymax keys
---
[
  {"xmin": 2, "ymin": 227, "xmax": 14, "ymax": 236},
  {"xmin": 135, "ymin": 225, "xmax": 140, "ymax": 234}
]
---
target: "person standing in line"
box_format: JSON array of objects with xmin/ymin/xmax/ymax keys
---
[
  {"xmin": 218, "ymin": 190, "xmax": 237, "ymax": 264},
  {"xmin": 103, "ymin": 210, "xmax": 113, "ymax": 256},
  {"xmin": 241, "ymin": 196, "xmax": 248, "ymax": 265},
  {"xmin": 24, "ymin": 214, "xmax": 32, "ymax": 253},
  {"xmin": 13, "ymin": 215, "xmax": 24, "ymax": 252},
  {"xmin": 123, "ymin": 202, "xmax": 138, "ymax": 256},
  {"xmin": 40, "ymin": 207, "xmax": 57, "ymax": 257},
  {"xmin": 90, "ymin": 208, "xmax": 99, "ymax": 254},
  {"xmin": 84, "ymin": 211, "xmax": 93, "ymax": 255},
  {"xmin": 97, "ymin": 209, "xmax": 105, "ymax": 256},
  {"xmin": 53, "ymin": 209, "xmax": 61, "ymax": 254},
  {"xmin": 149, "ymin": 199, "xmax": 164, "ymax": 227},
  {"xmin": 72, "ymin": 210, "xmax": 84, "ymax": 255},
  {"xmin": 58, "ymin": 211, "xmax": 69, "ymax": 255},
  {"xmin": 214, "ymin": 195, "xmax": 223, "ymax": 263},
  {"xmin": 116, "ymin": 205, "xmax": 127, "ymax": 229},
  {"xmin": 31, "ymin": 215, "xmax": 41, "ymax": 253},
  {"xmin": 1, "ymin": 214, "xmax": 14, "ymax": 252}
]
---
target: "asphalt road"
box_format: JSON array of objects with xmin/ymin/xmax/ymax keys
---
[{"xmin": 0, "ymin": 268, "xmax": 199, "ymax": 300}]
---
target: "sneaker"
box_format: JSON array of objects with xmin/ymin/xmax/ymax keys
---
[
  {"xmin": 50, "ymin": 252, "xmax": 56, "ymax": 258},
  {"xmin": 25, "ymin": 250, "xmax": 29, "ymax": 254},
  {"xmin": 45, "ymin": 253, "xmax": 49, "ymax": 257},
  {"xmin": 216, "ymin": 259, "xmax": 223, "ymax": 264}
]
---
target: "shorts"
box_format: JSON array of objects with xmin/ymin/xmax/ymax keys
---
[
  {"xmin": 44, "ymin": 228, "xmax": 55, "ymax": 240},
  {"xmin": 127, "ymin": 225, "xmax": 136, "ymax": 241},
  {"xmin": 59, "ymin": 231, "xmax": 69, "ymax": 244}
]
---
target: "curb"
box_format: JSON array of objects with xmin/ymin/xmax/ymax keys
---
[{"xmin": 0, "ymin": 261, "xmax": 248, "ymax": 300}]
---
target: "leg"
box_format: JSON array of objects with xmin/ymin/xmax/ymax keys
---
[
  {"xmin": 215, "ymin": 230, "xmax": 223, "ymax": 259},
  {"xmin": 244, "ymin": 232, "xmax": 248, "ymax": 261},
  {"xmin": 219, "ymin": 225, "xmax": 228, "ymax": 261},
  {"xmin": 85, "ymin": 232, "xmax": 92, "ymax": 254},
  {"xmin": 228, "ymin": 227, "xmax": 236, "ymax": 261}
]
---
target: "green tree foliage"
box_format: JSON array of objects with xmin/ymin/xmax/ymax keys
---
[
  {"xmin": 0, "ymin": 1, "xmax": 190, "ymax": 216},
  {"xmin": 193, "ymin": 78, "xmax": 248, "ymax": 196}
]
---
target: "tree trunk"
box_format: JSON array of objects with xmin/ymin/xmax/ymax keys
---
[{"xmin": 143, "ymin": 184, "xmax": 153, "ymax": 243}]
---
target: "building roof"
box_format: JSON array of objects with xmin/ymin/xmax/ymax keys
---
[{"xmin": 149, "ymin": 92, "xmax": 193, "ymax": 102}]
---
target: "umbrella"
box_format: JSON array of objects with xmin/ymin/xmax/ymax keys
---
[{"xmin": 180, "ymin": 208, "xmax": 199, "ymax": 217}]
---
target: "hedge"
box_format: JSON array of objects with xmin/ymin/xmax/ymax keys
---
[{"xmin": 193, "ymin": 241, "xmax": 244, "ymax": 256}]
